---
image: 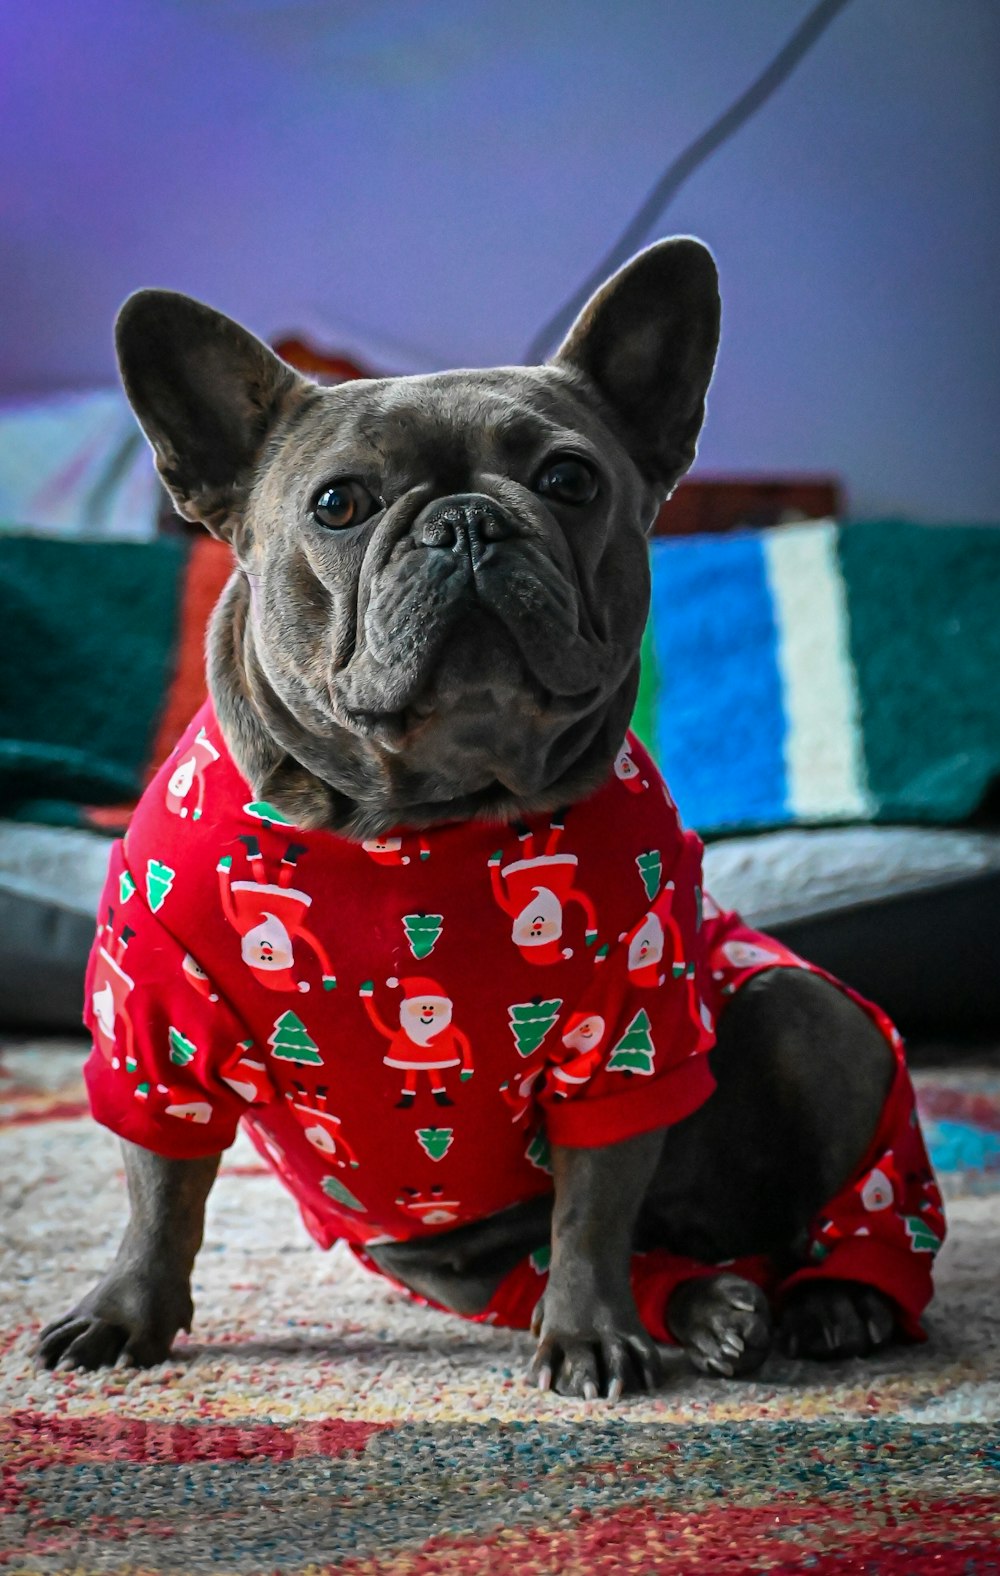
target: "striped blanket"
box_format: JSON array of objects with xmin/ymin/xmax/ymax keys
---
[
  {"xmin": 633, "ymin": 519, "xmax": 1000, "ymax": 838},
  {"xmin": 1, "ymin": 520, "xmax": 998, "ymax": 836}
]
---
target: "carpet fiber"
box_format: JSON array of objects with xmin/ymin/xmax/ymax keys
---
[{"xmin": 2, "ymin": 1041, "xmax": 999, "ymax": 1573}]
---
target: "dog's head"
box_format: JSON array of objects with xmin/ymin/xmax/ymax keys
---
[{"xmin": 116, "ymin": 239, "xmax": 720, "ymax": 836}]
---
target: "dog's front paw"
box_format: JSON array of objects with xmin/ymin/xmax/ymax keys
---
[
  {"xmin": 776, "ymin": 1280, "xmax": 895, "ymax": 1360},
  {"xmin": 37, "ymin": 1272, "xmax": 194, "ymax": 1372},
  {"xmin": 529, "ymin": 1297, "xmax": 664, "ymax": 1401},
  {"xmin": 667, "ymin": 1273, "xmax": 772, "ymax": 1377}
]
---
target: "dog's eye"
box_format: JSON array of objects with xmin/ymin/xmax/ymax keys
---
[
  {"xmin": 534, "ymin": 456, "xmax": 599, "ymax": 506},
  {"xmin": 312, "ymin": 480, "xmax": 378, "ymax": 530}
]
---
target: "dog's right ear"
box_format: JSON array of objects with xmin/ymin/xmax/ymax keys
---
[{"xmin": 116, "ymin": 290, "xmax": 310, "ymax": 538}]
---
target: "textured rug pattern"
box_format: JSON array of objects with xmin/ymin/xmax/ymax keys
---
[{"xmin": 2, "ymin": 1042, "xmax": 1000, "ymax": 1573}]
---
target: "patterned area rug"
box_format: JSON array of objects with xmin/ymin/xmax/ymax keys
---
[{"xmin": 2, "ymin": 1040, "xmax": 999, "ymax": 1574}]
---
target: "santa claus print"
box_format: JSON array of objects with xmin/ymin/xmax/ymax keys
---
[
  {"xmin": 164, "ymin": 1094, "xmax": 214, "ymax": 1124},
  {"xmin": 90, "ymin": 906, "xmax": 137, "ymax": 1071},
  {"xmin": 165, "ymin": 727, "xmax": 220, "ymax": 821},
  {"xmin": 181, "ymin": 952, "xmax": 219, "ymax": 1002},
  {"xmin": 859, "ymin": 1159, "xmax": 898, "ymax": 1212},
  {"xmin": 284, "ymin": 1080, "xmax": 360, "ymax": 1168},
  {"xmin": 360, "ymin": 976, "xmax": 474, "ymax": 1108},
  {"xmin": 361, "ymin": 833, "xmax": 430, "ymax": 867},
  {"xmin": 711, "ymin": 936, "xmax": 807, "ymax": 976},
  {"xmin": 394, "ymin": 1184, "xmax": 461, "ymax": 1227},
  {"xmin": 217, "ymin": 836, "xmax": 336, "ymax": 993},
  {"xmin": 219, "ymin": 1041, "xmax": 273, "ymax": 1104},
  {"xmin": 613, "ymin": 740, "xmax": 649, "ymax": 793},
  {"xmin": 550, "ymin": 1010, "xmax": 608, "ymax": 1099},
  {"xmin": 488, "ymin": 817, "xmax": 597, "ymax": 965},
  {"xmin": 623, "ymin": 870, "xmax": 704, "ymax": 986},
  {"xmin": 622, "ymin": 910, "xmax": 668, "ymax": 988}
]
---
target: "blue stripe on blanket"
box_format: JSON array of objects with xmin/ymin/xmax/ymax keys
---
[{"xmin": 649, "ymin": 533, "xmax": 790, "ymax": 834}]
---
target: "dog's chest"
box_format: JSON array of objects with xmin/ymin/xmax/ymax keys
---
[{"xmin": 125, "ymin": 705, "xmax": 704, "ymax": 1243}]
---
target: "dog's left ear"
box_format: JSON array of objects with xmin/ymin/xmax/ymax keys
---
[
  {"xmin": 115, "ymin": 290, "xmax": 312, "ymax": 538},
  {"xmin": 554, "ymin": 237, "xmax": 721, "ymax": 498}
]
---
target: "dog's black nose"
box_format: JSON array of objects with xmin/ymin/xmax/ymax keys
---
[{"xmin": 418, "ymin": 494, "xmax": 515, "ymax": 561}]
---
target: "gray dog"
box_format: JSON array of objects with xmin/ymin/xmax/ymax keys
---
[{"xmin": 40, "ymin": 239, "xmax": 938, "ymax": 1400}]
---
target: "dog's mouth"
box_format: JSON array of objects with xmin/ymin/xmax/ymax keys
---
[{"xmin": 342, "ymin": 607, "xmax": 576, "ymax": 753}]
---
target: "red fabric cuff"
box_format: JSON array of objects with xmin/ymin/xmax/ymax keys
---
[
  {"xmin": 778, "ymin": 1238, "xmax": 935, "ymax": 1341},
  {"xmin": 84, "ymin": 1052, "xmax": 236, "ymax": 1162},
  {"xmin": 542, "ymin": 1053, "xmax": 716, "ymax": 1149}
]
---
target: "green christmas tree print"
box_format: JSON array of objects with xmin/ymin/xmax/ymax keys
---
[
  {"xmin": 146, "ymin": 859, "xmax": 175, "ymax": 913},
  {"xmin": 606, "ymin": 1009, "xmax": 656, "ymax": 1076},
  {"xmin": 320, "ymin": 1175, "xmax": 367, "ymax": 1211},
  {"xmin": 525, "ymin": 1129, "xmax": 552, "ymax": 1174},
  {"xmin": 507, "ymin": 998, "xmax": 563, "ymax": 1058},
  {"xmin": 268, "ymin": 1010, "xmax": 323, "ymax": 1066},
  {"xmin": 416, "ymin": 1127, "xmax": 454, "ymax": 1161},
  {"xmin": 530, "ymin": 1244, "xmax": 551, "ymax": 1274},
  {"xmin": 243, "ymin": 800, "xmax": 295, "ymax": 826},
  {"xmin": 636, "ymin": 850, "xmax": 662, "ymax": 902},
  {"xmin": 119, "ymin": 870, "xmax": 136, "ymax": 904},
  {"xmin": 402, "ymin": 913, "xmax": 443, "ymax": 959},
  {"xmin": 903, "ymin": 1215, "xmax": 942, "ymax": 1254},
  {"xmin": 168, "ymin": 1027, "xmax": 197, "ymax": 1066}
]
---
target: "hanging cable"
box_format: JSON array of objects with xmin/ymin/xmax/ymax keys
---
[{"xmin": 524, "ymin": 0, "xmax": 854, "ymax": 363}]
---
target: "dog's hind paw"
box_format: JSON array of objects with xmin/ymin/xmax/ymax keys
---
[
  {"xmin": 667, "ymin": 1272, "xmax": 772, "ymax": 1377},
  {"xmin": 776, "ymin": 1280, "xmax": 896, "ymax": 1360}
]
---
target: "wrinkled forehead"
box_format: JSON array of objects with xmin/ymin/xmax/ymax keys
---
[{"xmin": 273, "ymin": 365, "xmax": 611, "ymax": 489}]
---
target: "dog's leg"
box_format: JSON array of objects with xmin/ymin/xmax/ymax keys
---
[
  {"xmin": 641, "ymin": 969, "xmax": 898, "ymax": 1372},
  {"xmin": 530, "ymin": 1130, "xmax": 666, "ymax": 1400},
  {"xmin": 366, "ymin": 1194, "xmax": 552, "ymax": 1313},
  {"xmin": 37, "ymin": 1142, "xmax": 220, "ymax": 1371}
]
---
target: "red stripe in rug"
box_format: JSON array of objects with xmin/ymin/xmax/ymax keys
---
[
  {"xmin": 2, "ymin": 1412, "xmax": 386, "ymax": 1470},
  {"xmin": 0, "ymin": 1100, "xmax": 93, "ymax": 1128},
  {"xmin": 326, "ymin": 1497, "xmax": 1000, "ymax": 1574}
]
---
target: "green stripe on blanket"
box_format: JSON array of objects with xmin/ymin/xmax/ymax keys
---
[{"xmin": 841, "ymin": 521, "xmax": 1000, "ymax": 822}]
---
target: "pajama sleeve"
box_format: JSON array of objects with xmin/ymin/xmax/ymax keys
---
[
  {"xmin": 83, "ymin": 840, "xmax": 274, "ymax": 1160},
  {"xmin": 537, "ymin": 829, "xmax": 717, "ymax": 1149}
]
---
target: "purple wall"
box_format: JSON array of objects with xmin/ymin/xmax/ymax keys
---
[{"xmin": 3, "ymin": 0, "xmax": 998, "ymax": 520}]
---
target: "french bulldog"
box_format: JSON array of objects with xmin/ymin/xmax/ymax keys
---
[{"xmin": 38, "ymin": 239, "xmax": 933, "ymax": 1399}]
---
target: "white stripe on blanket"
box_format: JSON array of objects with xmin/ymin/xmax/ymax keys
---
[{"xmin": 764, "ymin": 522, "xmax": 873, "ymax": 821}]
